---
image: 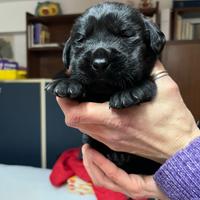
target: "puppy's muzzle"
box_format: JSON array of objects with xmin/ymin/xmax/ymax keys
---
[{"xmin": 91, "ymin": 48, "xmax": 110, "ymax": 72}]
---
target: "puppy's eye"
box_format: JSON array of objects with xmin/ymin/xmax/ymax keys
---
[
  {"xmin": 74, "ymin": 33, "xmax": 85, "ymax": 43},
  {"xmin": 120, "ymin": 29, "xmax": 135, "ymax": 38},
  {"xmin": 76, "ymin": 37, "xmax": 85, "ymax": 43}
]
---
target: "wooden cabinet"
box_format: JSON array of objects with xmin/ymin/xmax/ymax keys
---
[
  {"xmin": 167, "ymin": 5, "xmax": 200, "ymax": 119},
  {"xmin": 0, "ymin": 80, "xmax": 82, "ymax": 168},
  {"xmin": 162, "ymin": 41, "xmax": 200, "ymax": 120}
]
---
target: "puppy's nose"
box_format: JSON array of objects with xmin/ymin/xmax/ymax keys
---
[
  {"xmin": 92, "ymin": 58, "xmax": 109, "ymax": 71},
  {"xmin": 92, "ymin": 48, "xmax": 109, "ymax": 71}
]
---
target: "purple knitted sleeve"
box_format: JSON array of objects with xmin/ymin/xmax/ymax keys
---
[{"xmin": 153, "ymin": 136, "xmax": 200, "ymax": 200}]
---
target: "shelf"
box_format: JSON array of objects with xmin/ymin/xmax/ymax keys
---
[
  {"xmin": 174, "ymin": 7, "xmax": 200, "ymax": 14},
  {"xmin": 27, "ymin": 13, "xmax": 80, "ymax": 24},
  {"xmin": 26, "ymin": 12, "xmax": 74, "ymax": 78},
  {"xmin": 167, "ymin": 40, "xmax": 200, "ymax": 45},
  {"xmin": 28, "ymin": 46, "xmax": 63, "ymax": 52}
]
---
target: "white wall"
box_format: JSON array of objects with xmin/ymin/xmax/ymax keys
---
[
  {"xmin": 0, "ymin": 0, "xmax": 103, "ymax": 33},
  {"xmin": 0, "ymin": 0, "xmax": 103, "ymax": 67},
  {"xmin": 0, "ymin": 0, "xmax": 172, "ymax": 33},
  {"xmin": 0, "ymin": 1, "xmax": 35, "ymax": 33},
  {"xmin": 0, "ymin": 0, "xmax": 172, "ymax": 67}
]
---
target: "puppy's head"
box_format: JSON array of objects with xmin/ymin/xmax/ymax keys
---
[{"xmin": 63, "ymin": 2, "xmax": 165, "ymax": 88}]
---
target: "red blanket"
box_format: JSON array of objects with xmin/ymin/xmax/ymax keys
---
[{"xmin": 50, "ymin": 148, "xmax": 148, "ymax": 200}]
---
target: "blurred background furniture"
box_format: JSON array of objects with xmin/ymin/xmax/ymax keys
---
[
  {"xmin": 162, "ymin": 41, "xmax": 200, "ymax": 120},
  {"xmin": 1, "ymin": 0, "xmax": 200, "ymax": 168},
  {"xmin": 0, "ymin": 80, "xmax": 82, "ymax": 168}
]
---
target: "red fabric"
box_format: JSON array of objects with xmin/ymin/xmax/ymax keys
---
[{"xmin": 50, "ymin": 148, "xmax": 147, "ymax": 200}]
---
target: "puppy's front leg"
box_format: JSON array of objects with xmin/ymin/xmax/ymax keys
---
[
  {"xmin": 45, "ymin": 78, "xmax": 85, "ymax": 99},
  {"xmin": 109, "ymin": 80, "xmax": 156, "ymax": 109}
]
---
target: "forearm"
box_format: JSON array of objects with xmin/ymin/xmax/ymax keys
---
[{"xmin": 154, "ymin": 136, "xmax": 200, "ymax": 200}]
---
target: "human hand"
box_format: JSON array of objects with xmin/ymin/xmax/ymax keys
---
[
  {"xmin": 82, "ymin": 144, "xmax": 168, "ymax": 200},
  {"xmin": 57, "ymin": 61, "xmax": 200, "ymax": 162}
]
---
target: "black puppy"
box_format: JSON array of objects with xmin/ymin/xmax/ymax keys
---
[{"xmin": 46, "ymin": 2, "xmax": 166, "ymax": 174}]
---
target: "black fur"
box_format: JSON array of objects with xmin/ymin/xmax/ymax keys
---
[{"xmin": 46, "ymin": 2, "xmax": 166, "ymax": 174}]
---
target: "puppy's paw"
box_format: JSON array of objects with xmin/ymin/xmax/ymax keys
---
[
  {"xmin": 45, "ymin": 79, "xmax": 85, "ymax": 99},
  {"xmin": 109, "ymin": 90, "xmax": 140, "ymax": 109}
]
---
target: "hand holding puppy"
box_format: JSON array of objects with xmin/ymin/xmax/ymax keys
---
[
  {"xmin": 57, "ymin": 61, "xmax": 200, "ymax": 163},
  {"xmin": 82, "ymin": 144, "xmax": 169, "ymax": 200},
  {"xmin": 57, "ymin": 61, "xmax": 200, "ymax": 199}
]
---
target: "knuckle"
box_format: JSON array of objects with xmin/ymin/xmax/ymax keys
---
[
  {"xmin": 167, "ymin": 79, "xmax": 180, "ymax": 93},
  {"xmin": 107, "ymin": 170, "xmax": 118, "ymax": 181},
  {"xmin": 84, "ymin": 102, "xmax": 98, "ymax": 119},
  {"xmin": 63, "ymin": 103, "xmax": 89, "ymax": 126},
  {"xmin": 172, "ymin": 82, "xmax": 180, "ymax": 93},
  {"xmin": 107, "ymin": 171, "xmax": 115, "ymax": 179},
  {"xmin": 64, "ymin": 112, "xmax": 81, "ymax": 126},
  {"xmin": 161, "ymin": 78, "xmax": 180, "ymax": 99},
  {"xmin": 66, "ymin": 103, "xmax": 90, "ymax": 125},
  {"xmin": 107, "ymin": 134, "xmax": 121, "ymax": 146},
  {"xmin": 130, "ymin": 183, "xmax": 139, "ymax": 192},
  {"xmin": 108, "ymin": 117, "xmax": 129, "ymax": 131}
]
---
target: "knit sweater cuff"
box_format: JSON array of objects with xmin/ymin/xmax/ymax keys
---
[{"xmin": 153, "ymin": 136, "xmax": 200, "ymax": 200}]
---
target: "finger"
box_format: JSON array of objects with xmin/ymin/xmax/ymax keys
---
[
  {"xmin": 56, "ymin": 97, "xmax": 79, "ymax": 115},
  {"xmin": 75, "ymin": 123, "xmax": 123, "ymax": 146},
  {"xmin": 151, "ymin": 60, "xmax": 166, "ymax": 75},
  {"xmin": 90, "ymin": 151, "xmax": 157, "ymax": 198},
  {"xmin": 93, "ymin": 154, "xmax": 158, "ymax": 199},
  {"xmin": 82, "ymin": 145, "xmax": 156, "ymax": 199},
  {"xmin": 77, "ymin": 123, "xmax": 156, "ymax": 156},
  {"xmin": 57, "ymin": 97, "xmax": 122, "ymax": 126},
  {"xmin": 82, "ymin": 145, "xmax": 133, "ymax": 188},
  {"xmin": 90, "ymin": 148, "xmax": 136, "ymax": 190},
  {"xmin": 57, "ymin": 97, "xmax": 106, "ymax": 125},
  {"xmin": 77, "ymin": 123, "xmax": 158, "ymax": 160},
  {"xmin": 82, "ymin": 144, "xmax": 124, "ymax": 193},
  {"xmin": 78, "ymin": 124, "xmax": 139, "ymax": 153},
  {"xmin": 150, "ymin": 61, "xmax": 178, "ymax": 100}
]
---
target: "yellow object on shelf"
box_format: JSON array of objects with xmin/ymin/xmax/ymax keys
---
[
  {"xmin": 35, "ymin": 2, "xmax": 62, "ymax": 16},
  {"xmin": 0, "ymin": 69, "xmax": 27, "ymax": 80}
]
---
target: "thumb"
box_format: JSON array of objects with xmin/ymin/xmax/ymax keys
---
[{"xmin": 56, "ymin": 97, "xmax": 79, "ymax": 115}]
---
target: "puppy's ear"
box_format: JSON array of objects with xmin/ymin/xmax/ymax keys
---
[
  {"xmin": 143, "ymin": 17, "xmax": 166, "ymax": 55},
  {"xmin": 62, "ymin": 37, "xmax": 72, "ymax": 68}
]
